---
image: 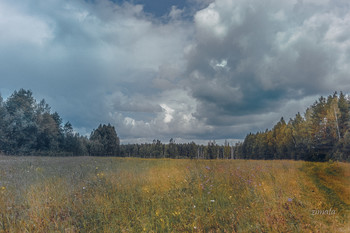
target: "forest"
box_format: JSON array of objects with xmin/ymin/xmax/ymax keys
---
[
  {"xmin": 238, "ymin": 92, "xmax": 350, "ymax": 162},
  {"xmin": 0, "ymin": 89, "xmax": 349, "ymax": 161},
  {"xmin": 0, "ymin": 89, "xmax": 118, "ymax": 156}
]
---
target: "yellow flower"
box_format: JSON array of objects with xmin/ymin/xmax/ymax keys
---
[
  {"xmin": 35, "ymin": 167, "xmax": 43, "ymax": 173},
  {"xmin": 172, "ymin": 211, "xmax": 180, "ymax": 216},
  {"xmin": 1, "ymin": 186, "xmax": 5, "ymax": 191}
]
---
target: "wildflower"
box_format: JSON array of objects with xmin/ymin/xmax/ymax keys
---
[
  {"xmin": 83, "ymin": 187, "xmax": 86, "ymax": 190},
  {"xmin": 193, "ymin": 205, "xmax": 196, "ymax": 208},
  {"xmin": 288, "ymin": 198, "xmax": 293, "ymax": 202},
  {"xmin": 210, "ymin": 200, "xmax": 215, "ymax": 203},
  {"xmin": 194, "ymin": 226, "xmax": 197, "ymax": 229},
  {"xmin": 172, "ymin": 211, "xmax": 180, "ymax": 216},
  {"xmin": 205, "ymin": 166, "xmax": 211, "ymax": 170},
  {"xmin": 1, "ymin": 186, "xmax": 5, "ymax": 191}
]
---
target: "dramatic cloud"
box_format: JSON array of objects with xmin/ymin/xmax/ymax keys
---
[
  {"xmin": 184, "ymin": 0, "xmax": 350, "ymax": 138},
  {"xmin": 1, "ymin": 0, "xmax": 349, "ymax": 143},
  {"xmin": 0, "ymin": 0, "xmax": 195, "ymax": 140}
]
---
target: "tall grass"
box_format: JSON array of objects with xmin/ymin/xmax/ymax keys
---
[{"xmin": 0, "ymin": 156, "xmax": 348, "ymax": 232}]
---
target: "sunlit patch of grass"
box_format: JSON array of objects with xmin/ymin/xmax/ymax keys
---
[
  {"xmin": 300, "ymin": 161, "xmax": 350, "ymax": 232},
  {"xmin": 0, "ymin": 156, "xmax": 349, "ymax": 232}
]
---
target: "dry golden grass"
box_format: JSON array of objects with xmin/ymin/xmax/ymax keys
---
[{"xmin": 0, "ymin": 156, "xmax": 348, "ymax": 232}]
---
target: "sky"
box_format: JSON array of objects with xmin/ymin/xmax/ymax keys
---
[{"xmin": 1, "ymin": 0, "xmax": 350, "ymax": 144}]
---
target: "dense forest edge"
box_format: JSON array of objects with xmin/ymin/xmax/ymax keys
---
[{"xmin": 0, "ymin": 89, "xmax": 349, "ymax": 161}]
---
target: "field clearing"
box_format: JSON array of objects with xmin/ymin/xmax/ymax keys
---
[{"xmin": 0, "ymin": 156, "xmax": 349, "ymax": 232}]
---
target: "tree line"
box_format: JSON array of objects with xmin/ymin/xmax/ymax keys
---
[
  {"xmin": 119, "ymin": 139, "xmax": 238, "ymax": 159},
  {"xmin": 120, "ymin": 92, "xmax": 350, "ymax": 162},
  {"xmin": 235, "ymin": 92, "xmax": 350, "ymax": 162},
  {"xmin": 0, "ymin": 89, "xmax": 120, "ymax": 156},
  {"xmin": 1, "ymin": 89, "xmax": 349, "ymax": 161},
  {"xmin": 0, "ymin": 89, "xmax": 241, "ymax": 159}
]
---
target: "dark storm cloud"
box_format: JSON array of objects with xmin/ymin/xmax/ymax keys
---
[
  {"xmin": 1, "ymin": 0, "xmax": 350, "ymax": 142},
  {"xmin": 184, "ymin": 0, "xmax": 350, "ymax": 138},
  {"xmin": 0, "ymin": 0, "xmax": 194, "ymax": 139}
]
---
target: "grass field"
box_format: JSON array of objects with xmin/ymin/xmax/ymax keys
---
[{"xmin": 0, "ymin": 156, "xmax": 349, "ymax": 232}]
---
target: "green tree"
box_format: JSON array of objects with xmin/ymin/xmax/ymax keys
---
[
  {"xmin": 289, "ymin": 112, "xmax": 309, "ymax": 160},
  {"xmin": 338, "ymin": 92, "xmax": 350, "ymax": 138},
  {"xmin": 207, "ymin": 141, "xmax": 218, "ymax": 159},
  {"xmin": 35, "ymin": 112, "xmax": 60, "ymax": 151},
  {"xmin": 4, "ymin": 89, "xmax": 38, "ymax": 154},
  {"xmin": 188, "ymin": 142, "xmax": 198, "ymax": 159},
  {"xmin": 167, "ymin": 138, "xmax": 178, "ymax": 158},
  {"xmin": 89, "ymin": 124, "xmax": 120, "ymax": 156},
  {"xmin": 35, "ymin": 100, "xmax": 62, "ymax": 152},
  {"xmin": 272, "ymin": 117, "xmax": 288, "ymax": 159},
  {"xmin": 340, "ymin": 131, "xmax": 350, "ymax": 161},
  {"xmin": 0, "ymin": 95, "xmax": 5, "ymax": 152},
  {"xmin": 308, "ymin": 96, "xmax": 331, "ymax": 161}
]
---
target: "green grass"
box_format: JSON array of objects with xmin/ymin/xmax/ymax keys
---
[{"xmin": 0, "ymin": 156, "xmax": 349, "ymax": 232}]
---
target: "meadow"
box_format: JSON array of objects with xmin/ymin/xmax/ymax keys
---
[{"xmin": 0, "ymin": 156, "xmax": 349, "ymax": 232}]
